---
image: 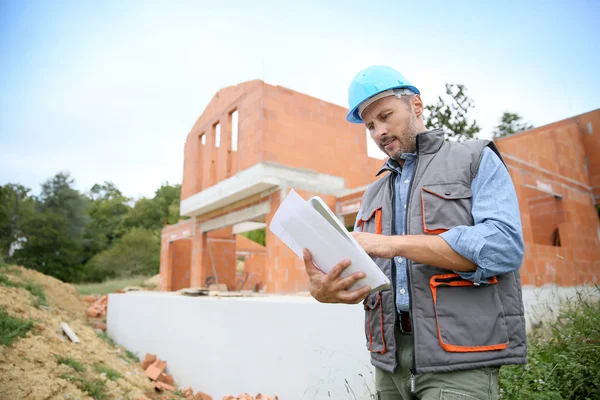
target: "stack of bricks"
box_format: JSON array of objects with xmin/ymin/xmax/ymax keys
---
[
  {"xmin": 141, "ymin": 354, "xmax": 175, "ymax": 391},
  {"xmin": 85, "ymin": 294, "xmax": 108, "ymax": 331},
  {"xmin": 140, "ymin": 353, "xmax": 213, "ymax": 399}
]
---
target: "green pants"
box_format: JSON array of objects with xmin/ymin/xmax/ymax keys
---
[{"xmin": 376, "ymin": 328, "xmax": 499, "ymax": 400}]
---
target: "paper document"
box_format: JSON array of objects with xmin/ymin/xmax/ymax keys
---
[{"xmin": 269, "ymin": 190, "xmax": 390, "ymax": 293}]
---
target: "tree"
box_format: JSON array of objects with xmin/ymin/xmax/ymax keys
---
[
  {"xmin": 122, "ymin": 183, "xmax": 185, "ymax": 231},
  {"xmin": 39, "ymin": 172, "xmax": 90, "ymax": 239},
  {"xmin": 492, "ymin": 111, "xmax": 534, "ymax": 138},
  {"xmin": 12, "ymin": 210, "xmax": 83, "ymax": 282},
  {"xmin": 81, "ymin": 228, "xmax": 160, "ymax": 282},
  {"xmin": 0, "ymin": 184, "xmax": 36, "ymax": 259},
  {"xmin": 10, "ymin": 172, "xmax": 90, "ymax": 282},
  {"xmin": 86, "ymin": 182, "xmax": 131, "ymax": 250},
  {"xmin": 424, "ymin": 83, "xmax": 481, "ymax": 142}
]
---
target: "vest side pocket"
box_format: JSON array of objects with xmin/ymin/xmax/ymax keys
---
[
  {"xmin": 363, "ymin": 291, "xmax": 387, "ymax": 354},
  {"xmin": 421, "ymin": 183, "xmax": 472, "ymax": 234},
  {"xmin": 430, "ymin": 274, "xmax": 509, "ymax": 353},
  {"xmin": 357, "ymin": 207, "xmax": 383, "ymax": 235}
]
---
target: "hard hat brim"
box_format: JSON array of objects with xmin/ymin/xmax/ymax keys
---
[{"xmin": 346, "ymin": 84, "xmax": 420, "ymax": 124}]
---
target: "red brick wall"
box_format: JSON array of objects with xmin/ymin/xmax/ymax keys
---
[
  {"xmin": 496, "ymin": 109, "xmax": 600, "ymax": 287},
  {"xmin": 261, "ymin": 84, "xmax": 383, "ymax": 189},
  {"xmin": 242, "ymin": 253, "xmax": 266, "ymax": 291},
  {"xmin": 181, "ymin": 80, "xmax": 264, "ymax": 199},
  {"xmin": 170, "ymin": 239, "xmax": 192, "ymax": 291}
]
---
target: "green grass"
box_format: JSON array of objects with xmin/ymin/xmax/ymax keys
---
[
  {"xmin": 0, "ymin": 271, "xmax": 47, "ymax": 307},
  {"xmin": 96, "ymin": 331, "xmax": 116, "ymax": 347},
  {"xmin": 124, "ymin": 349, "xmax": 139, "ymax": 363},
  {"xmin": 95, "ymin": 364, "xmax": 122, "ymax": 381},
  {"xmin": 54, "ymin": 355, "xmax": 85, "ymax": 373},
  {"xmin": 499, "ymin": 287, "xmax": 600, "ymax": 399},
  {"xmin": 61, "ymin": 374, "xmax": 108, "ymax": 400},
  {"xmin": 75, "ymin": 275, "xmax": 151, "ymax": 295},
  {"xmin": 0, "ymin": 307, "xmax": 34, "ymax": 346}
]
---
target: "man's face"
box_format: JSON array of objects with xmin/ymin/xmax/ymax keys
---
[{"xmin": 362, "ymin": 95, "xmax": 422, "ymax": 161}]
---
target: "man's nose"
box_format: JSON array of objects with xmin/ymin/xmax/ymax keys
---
[{"xmin": 373, "ymin": 123, "xmax": 388, "ymax": 141}]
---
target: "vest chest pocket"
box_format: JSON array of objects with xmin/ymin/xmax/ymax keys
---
[
  {"xmin": 421, "ymin": 183, "xmax": 473, "ymax": 234},
  {"xmin": 356, "ymin": 207, "xmax": 383, "ymax": 235},
  {"xmin": 364, "ymin": 292, "xmax": 387, "ymax": 354}
]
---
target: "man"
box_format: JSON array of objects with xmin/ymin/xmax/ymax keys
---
[{"xmin": 302, "ymin": 65, "xmax": 527, "ymax": 400}]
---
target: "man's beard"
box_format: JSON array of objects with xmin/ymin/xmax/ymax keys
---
[{"xmin": 390, "ymin": 112, "xmax": 421, "ymax": 161}]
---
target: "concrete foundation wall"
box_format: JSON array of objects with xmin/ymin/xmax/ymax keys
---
[
  {"xmin": 108, "ymin": 292, "xmax": 374, "ymax": 399},
  {"xmin": 107, "ymin": 286, "xmax": 598, "ymax": 399}
]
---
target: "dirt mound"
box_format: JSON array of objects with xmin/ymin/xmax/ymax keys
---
[{"xmin": 0, "ymin": 265, "xmax": 168, "ymax": 400}]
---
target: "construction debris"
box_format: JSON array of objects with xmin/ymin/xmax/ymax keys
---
[
  {"xmin": 60, "ymin": 322, "xmax": 81, "ymax": 343},
  {"xmin": 223, "ymin": 394, "xmax": 277, "ymax": 400},
  {"xmin": 178, "ymin": 287, "xmax": 210, "ymax": 296}
]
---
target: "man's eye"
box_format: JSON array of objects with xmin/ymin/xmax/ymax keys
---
[{"xmin": 381, "ymin": 113, "xmax": 390, "ymax": 121}]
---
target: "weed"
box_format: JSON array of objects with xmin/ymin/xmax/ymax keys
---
[
  {"xmin": 95, "ymin": 364, "xmax": 122, "ymax": 381},
  {"xmin": 54, "ymin": 355, "xmax": 85, "ymax": 373},
  {"xmin": 499, "ymin": 287, "xmax": 600, "ymax": 399},
  {"xmin": 96, "ymin": 331, "xmax": 116, "ymax": 347},
  {"xmin": 0, "ymin": 307, "xmax": 34, "ymax": 346}
]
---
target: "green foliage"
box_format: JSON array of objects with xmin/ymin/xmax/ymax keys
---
[
  {"xmin": 12, "ymin": 210, "xmax": 84, "ymax": 282},
  {"xmin": 54, "ymin": 355, "xmax": 85, "ymax": 373},
  {"xmin": 123, "ymin": 182, "xmax": 185, "ymax": 231},
  {"xmin": 95, "ymin": 364, "xmax": 122, "ymax": 381},
  {"xmin": 0, "ymin": 307, "xmax": 34, "ymax": 346},
  {"xmin": 493, "ymin": 111, "xmax": 534, "ymax": 138},
  {"xmin": 241, "ymin": 228, "xmax": 266, "ymax": 246},
  {"xmin": 499, "ymin": 289, "xmax": 600, "ymax": 399},
  {"xmin": 39, "ymin": 172, "xmax": 90, "ymax": 240},
  {"xmin": 81, "ymin": 228, "xmax": 160, "ymax": 282},
  {"xmin": 0, "ymin": 184, "xmax": 36, "ymax": 259},
  {"xmin": 2, "ymin": 173, "xmax": 184, "ymax": 283},
  {"xmin": 424, "ymin": 83, "xmax": 481, "ymax": 142}
]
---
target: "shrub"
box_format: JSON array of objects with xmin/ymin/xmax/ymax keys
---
[{"xmin": 499, "ymin": 288, "xmax": 600, "ymax": 399}]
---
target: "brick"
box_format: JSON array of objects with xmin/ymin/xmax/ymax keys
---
[
  {"xmin": 153, "ymin": 380, "xmax": 175, "ymax": 391},
  {"xmin": 145, "ymin": 359, "xmax": 166, "ymax": 381},
  {"xmin": 157, "ymin": 372, "xmax": 174, "ymax": 386},
  {"xmin": 194, "ymin": 392, "xmax": 213, "ymax": 400},
  {"xmin": 92, "ymin": 322, "xmax": 106, "ymax": 331},
  {"xmin": 140, "ymin": 353, "xmax": 156, "ymax": 370}
]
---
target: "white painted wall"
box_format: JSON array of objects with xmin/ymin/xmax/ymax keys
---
[
  {"xmin": 107, "ymin": 293, "xmax": 376, "ymax": 399},
  {"xmin": 107, "ymin": 286, "xmax": 598, "ymax": 399}
]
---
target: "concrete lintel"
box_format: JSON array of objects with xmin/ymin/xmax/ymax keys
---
[
  {"xmin": 200, "ymin": 201, "xmax": 271, "ymax": 233},
  {"xmin": 232, "ymin": 222, "xmax": 267, "ymax": 235},
  {"xmin": 180, "ymin": 162, "xmax": 346, "ymax": 217}
]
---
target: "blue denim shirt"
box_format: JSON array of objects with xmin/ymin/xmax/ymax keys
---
[{"xmin": 356, "ymin": 147, "xmax": 524, "ymax": 313}]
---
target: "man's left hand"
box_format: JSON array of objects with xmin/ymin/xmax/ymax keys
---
[{"xmin": 351, "ymin": 232, "xmax": 396, "ymax": 258}]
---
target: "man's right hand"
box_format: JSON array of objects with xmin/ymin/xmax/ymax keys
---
[{"xmin": 302, "ymin": 249, "xmax": 371, "ymax": 304}]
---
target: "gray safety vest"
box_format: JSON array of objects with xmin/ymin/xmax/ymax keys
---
[{"xmin": 357, "ymin": 129, "xmax": 527, "ymax": 374}]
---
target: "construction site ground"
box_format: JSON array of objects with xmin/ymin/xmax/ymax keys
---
[{"xmin": 0, "ymin": 265, "xmax": 190, "ymax": 400}]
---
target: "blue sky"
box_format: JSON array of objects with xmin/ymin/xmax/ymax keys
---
[{"xmin": 1, "ymin": 0, "xmax": 599, "ymax": 199}]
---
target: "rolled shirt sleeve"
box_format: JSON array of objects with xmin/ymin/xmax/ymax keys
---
[{"xmin": 440, "ymin": 147, "xmax": 525, "ymax": 285}]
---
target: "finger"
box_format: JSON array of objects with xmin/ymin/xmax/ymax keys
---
[
  {"xmin": 338, "ymin": 285, "xmax": 371, "ymax": 304},
  {"xmin": 335, "ymin": 271, "xmax": 366, "ymax": 291},
  {"xmin": 326, "ymin": 259, "xmax": 352, "ymax": 282},
  {"xmin": 302, "ymin": 249, "xmax": 323, "ymax": 277}
]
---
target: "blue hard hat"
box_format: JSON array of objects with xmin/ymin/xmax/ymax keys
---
[{"xmin": 346, "ymin": 65, "xmax": 420, "ymax": 123}]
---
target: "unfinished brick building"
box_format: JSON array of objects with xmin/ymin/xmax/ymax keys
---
[{"xmin": 159, "ymin": 80, "xmax": 600, "ymax": 293}]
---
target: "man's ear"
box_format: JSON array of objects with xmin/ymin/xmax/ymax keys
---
[{"xmin": 412, "ymin": 95, "xmax": 424, "ymax": 118}]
